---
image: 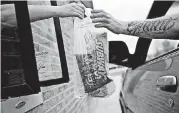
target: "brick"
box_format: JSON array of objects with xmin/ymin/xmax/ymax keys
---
[
  {"xmin": 32, "ymin": 33, "xmax": 58, "ymax": 50},
  {"xmin": 42, "ymin": 85, "xmax": 65, "ymax": 101},
  {"xmin": 57, "ymin": 1, "xmax": 70, "ymax": 6},
  {"xmin": 39, "ymin": 72, "xmax": 63, "ymax": 82},
  {"xmin": 31, "ymin": 24, "xmax": 56, "ymax": 43},
  {"xmin": 33, "ymin": 21, "xmax": 43, "ymax": 30},
  {"xmin": 41, "ymin": 84, "xmax": 62, "ymax": 92},
  {"xmin": 31, "ymin": 24, "xmax": 44, "ymax": 37},
  {"xmin": 56, "ymin": 101, "xmax": 65, "ymax": 112},
  {"xmin": 23, "ymin": 1, "xmax": 89, "ymax": 113},
  {"xmin": 48, "ymin": 27, "xmax": 53, "ymax": 36},
  {"xmin": 47, "ymin": 108, "xmax": 57, "ymax": 113},
  {"xmin": 67, "ymin": 99, "xmax": 78, "ymax": 113},
  {"xmin": 43, "ymin": 92, "xmax": 64, "ymax": 112},
  {"xmin": 65, "ymin": 94, "xmax": 74, "ymax": 105},
  {"xmin": 46, "ymin": 33, "xmax": 56, "ymax": 43},
  {"xmin": 38, "ymin": 63, "xmax": 61, "ymax": 72},
  {"xmin": 36, "ymin": 55, "xmax": 61, "ymax": 64},
  {"xmin": 43, "ymin": 18, "xmax": 55, "ymax": 30},
  {"xmin": 34, "ymin": 43, "xmax": 59, "ymax": 57},
  {"xmin": 48, "ymin": 96, "xmax": 74, "ymax": 113},
  {"xmin": 61, "ymin": 109, "xmax": 67, "ymax": 113},
  {"xmin": 27, "ymin": 1, "xmax": 50, "ymax": 5}
]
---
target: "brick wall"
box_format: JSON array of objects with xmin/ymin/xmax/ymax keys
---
[{"xmin": 26, "ymin": 0, "xmax": 89, "ymax": 113}]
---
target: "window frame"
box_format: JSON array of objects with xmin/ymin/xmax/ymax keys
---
[
  {"xmin": 1, "ymin": 1, "xmax": 40, "ymax": 99},
  {"xmin": 39, "ymin": 1, "xmax": 70, "ymax": 86},
  {"xmin": 130, "ymin": 1, "xmax": 175, "ymax": 69},
  {"xmin": 1, "ymin": 0, "xmax": 71, "ymax": 98}
]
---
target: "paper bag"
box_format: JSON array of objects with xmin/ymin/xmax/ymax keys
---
[{"xmin": 74, "ymin": 8, "xmax": 115, "ymax": 97}]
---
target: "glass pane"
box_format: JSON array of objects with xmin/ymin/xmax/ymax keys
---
[
  {"xmin": 27, "ymin": 0, "xmax": 67, "ymax": 83},
  {"xmin": 2, "ymin": 2, "xmax": 41, "ymax": 98},
  {"xmin": 31, "ymin": 18, "xmax": 62, "ymax": 82},
  {"xmin": 146, "ymin": 39, "xmax": 179, "ymax": 61},
  {"xmin": 146, "ymin": 1, "xmax": 179, "ymax": 61},
  {"xmin": 1, "ymin": 4, "xmax": 26, "ymax": 87}
]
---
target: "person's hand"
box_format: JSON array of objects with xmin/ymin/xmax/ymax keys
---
[
  {"xmin": 91, "ymin": 10, "xmax": 126, "ymax": 34},
  {"xmin": 59, "ymin": 3, "xmax": 85, "ymax": 19}
]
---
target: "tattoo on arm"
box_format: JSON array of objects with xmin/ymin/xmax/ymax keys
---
[{"xmin": 127, "ymin": 17, "xmax": 177, "ymax": 36}]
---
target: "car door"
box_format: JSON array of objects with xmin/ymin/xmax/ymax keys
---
[{"xmin": 123, "ymin": 48, "xmax": 179, "ymax": 113}]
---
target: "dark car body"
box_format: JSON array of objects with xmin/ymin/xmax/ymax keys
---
[
  {"xmin": 120, "ymin": 49, "xmax": 179, "ymax": 113},
  {"xmin": 115, "ymin": 1, "xmax": 179, "ymax": 113}
]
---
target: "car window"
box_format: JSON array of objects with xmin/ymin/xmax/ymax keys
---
[
  {"xmin": 146, "ymin": 1, "xmax": 179, "ymax": 61},
  {"xmin": 146, "ymin": 39, "xmax": 179, "ymax": 61}
]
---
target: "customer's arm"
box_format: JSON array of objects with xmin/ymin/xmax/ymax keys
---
[
  {"xmin": 91, "ymin": 10, "xmax": 179, "ymax": 40},
  {"xmin": 1, "ymin": 3, "xmax": 85, "ymax": 28}
]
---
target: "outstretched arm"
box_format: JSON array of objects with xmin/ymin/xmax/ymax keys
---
[
  {"xmin": 91, "ymin": 10, "xmax": 179, "ymax": 40},
  {"xmin": 125, "ymin": 14, "xmax": 179, "ymax": 39},
  {"xmin": 1, "ymin": 3, "xmax": 85, "ymax": 28}
]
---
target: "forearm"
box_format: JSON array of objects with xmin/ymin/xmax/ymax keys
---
[
  {"xmin": 28, "ymin": 5, "xmax": 62, "ymax": 22},
  {"xmin": 121, "ymin": 14, "xmax": 179, "ymax": 39},
  {"xmin": 1, "ymin": 4, "xmax": 62, "ymax": 28}
]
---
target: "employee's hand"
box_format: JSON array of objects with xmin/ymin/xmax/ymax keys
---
[
  {"xmin": 59, "ymin": 3, "xmax": 85, "ymax": 19},
  {"xmin": 1, "ymin": 3, "xmax": 86, "ymax": 29},
  {"xmin": 91, "ymin": 10, "xmax": 126, "ymax": 34}
]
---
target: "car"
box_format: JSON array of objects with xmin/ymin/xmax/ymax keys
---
[{"xmin": 109, "ymin": 1, "xmax": 179, "ymax": 113}]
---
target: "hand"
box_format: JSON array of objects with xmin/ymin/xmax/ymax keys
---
[
  {"xmin": 59, "ymin": 3, "xmax": 85, "ymax": 19},
  {"xmin": 91, "ymin": 10, "xmax": 126, "ymax": 34}
]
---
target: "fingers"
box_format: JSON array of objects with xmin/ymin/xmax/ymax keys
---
[
  {"xmin": 71, "ymin": 3, "xmax": 85, "ymax": 19},
  {"xmin": 73, "ymin": 4, "xmax": 85, "ymax": 13},
  {"xmin": 91, "ymin": 9, "xmax": 110, "ymax": 28},
  {"xmin": 94, "ymin": 23, "xmax": 108, "ymax": 28},
  {"xmin": 73, "ymin": 12, "xmax": 83, "ymax": 19},
  {"xmin": 72, "ymin": 8, "xmax": 84, "ymax": 19},
  {"xmin": 91, "ymin": 12, "xmax": 108, "ymax": 19},
  {"xmin": 91, "ymin": 9, "xmax": 110, "ymax": 21},
  {"xmin": 77, "ymin": 3, "xmax": 85, "ymax": 12},
  {"xmin": 91, "ymin": 9, "xmax": 104, "ymax": 13},
  {"xmin": 92, "ymin": 18, "xmax": 109, "ymax": 24}
]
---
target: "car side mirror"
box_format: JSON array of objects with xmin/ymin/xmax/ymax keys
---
[{"xmin": 109, "ymin": 41, "xmax": 131, "ymax": 67}]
